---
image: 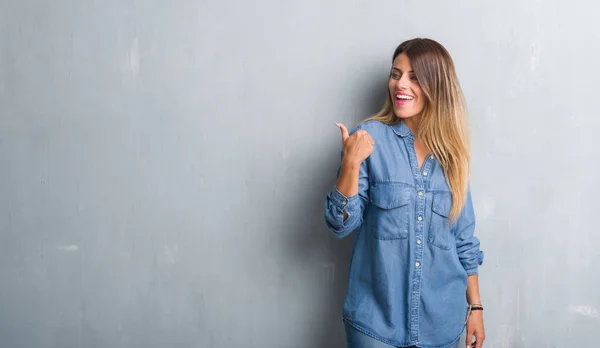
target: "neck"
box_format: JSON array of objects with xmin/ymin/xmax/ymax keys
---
[{"xmin": 402, "ymin": 115, "xmax": 421, "ymax": 136}]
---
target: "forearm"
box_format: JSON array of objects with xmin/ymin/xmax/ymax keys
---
[
  {"xmin": 466, "ymin": 274, "xmax": 481, "ymax": 305},
  {"xmin": 336, "ymin": 159, "xmax": 360, "ymax": 197},
  {"xmin": 335, "ymin": 160, "xmax": 361, "ymax": 220}
]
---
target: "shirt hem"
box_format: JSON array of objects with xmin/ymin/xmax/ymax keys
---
[{"xmin": 342, "ymin": 317, "xmax": 465, "ymax": 348}]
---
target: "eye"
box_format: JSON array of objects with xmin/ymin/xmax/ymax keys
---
[
  {"xmin": 390, "ymin": 71, "xmax": 401, "ymax": 80},
  {"xmin": 410, "ymin": 75, "xmax": 418, "ymax": 81}
]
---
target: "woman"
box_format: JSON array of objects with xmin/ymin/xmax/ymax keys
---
[{"xmin": 324, "ymin": 38, "xmax": 485, "ymax": 348}]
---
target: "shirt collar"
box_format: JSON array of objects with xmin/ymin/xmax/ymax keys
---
[{"xmin": 390, "ymin": 121, "xmax": 414, "ymax": 138}]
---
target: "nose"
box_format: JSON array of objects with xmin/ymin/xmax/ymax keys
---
[{"xmin": 395, "ymin": 75, "xmax": 408, "ymax": 90}]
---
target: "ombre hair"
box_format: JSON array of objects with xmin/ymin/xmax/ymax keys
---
[{"xmin": 366, "ymin": 38, "xmax": 470, "ymax": 222}]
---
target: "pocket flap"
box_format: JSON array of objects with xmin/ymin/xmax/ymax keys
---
[{"xmin": 370, "ymin": 183, "xmax": 411, "ymax": 209}]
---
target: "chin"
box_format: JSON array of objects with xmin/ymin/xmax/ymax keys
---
[{"xmin": 393, "ymin": 111, "xmax": 419, "ymax": 120}]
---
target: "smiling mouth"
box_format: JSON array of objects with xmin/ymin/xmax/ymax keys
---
[
  {"xmin": 395, "ymin": 94, "xmax": 413, "ymax": 101},
  {"xmin": 395, "ymin": 94, "xmax": 413, "ymax": 104}
]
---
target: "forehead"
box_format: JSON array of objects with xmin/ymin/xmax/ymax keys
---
[{"xmin": 392, "ymin": 53, "xmax": 412, "ymax": 70}]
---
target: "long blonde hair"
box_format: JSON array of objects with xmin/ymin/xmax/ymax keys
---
[{"xmin": 366, "ymin": 38, "xmax": 470, "ymax": 222}]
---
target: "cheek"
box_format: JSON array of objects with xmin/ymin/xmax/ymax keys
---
[
  {"xmin": 414, "ymin": 88, "xmax": 425, "ymax": 103},
  {"xmin": 413, "ymin": 85, "xmax": 423, "ymax": 97},
  {"xmin": 388, "ymin": 80, "xmax": 395, "ymax": 92}
]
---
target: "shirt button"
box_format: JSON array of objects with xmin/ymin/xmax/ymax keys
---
[
  {"xmin": 415, "ymin": 262, "xmax": 420, "ymax": 267},
  {"xmin": 418, "ymin": 191, "xmax": 423, "ymax": 196},
  {"xmin": 423, "ymin": 172, "xmax": 428, "ymax": 176},
  {"xmin": 341, "ymin": 200, "xmax": 347, "ymax": 205},
  {"xmin": 418, "ymin": 216, "xmax": 423, "ymax": 221},
  {"xmin": 417, "ymin": 239, "xmax": 422, "ymax": 244}
]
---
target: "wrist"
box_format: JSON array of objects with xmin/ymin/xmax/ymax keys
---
[
  {"xmin": 341, "ymin": 157, "xmax": 361, "ymax": 171},
  {"xmin": 467, "ymin": 296, "xmax": 481, "ymax": 305},
  {"xmin": 469, "ymin": 304, "xmax": 484, "ymax": 311}
]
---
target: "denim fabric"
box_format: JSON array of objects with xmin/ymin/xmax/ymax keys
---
[
  {"xmin": 325, "ymin": 120, "xmax": 483, "ymax": 348},
  {"xmin": 345, "ymin": 320, "xmax": 459, "ymax": 348}
]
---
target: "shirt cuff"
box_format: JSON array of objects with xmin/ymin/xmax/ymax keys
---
[
  {"xmin": 464, "ymin": 250, "xmax": 484, "ymax": 275},
  {"xmin": 328, "ymin": 188, "xmax": 359, "ymax": 211}
]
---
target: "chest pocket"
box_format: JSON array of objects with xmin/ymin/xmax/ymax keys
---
[
  {"xmin": 367, "ymin": 183, "xmax": 411, "ymax": 240},
  {"xmin": 429, "ymin": 193, "xmax": 455, "ymax": 250}
]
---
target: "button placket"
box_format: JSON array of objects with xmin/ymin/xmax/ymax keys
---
[{"xmin": 404, "ymin": 135, "xmax": 426, "ymax": 342}]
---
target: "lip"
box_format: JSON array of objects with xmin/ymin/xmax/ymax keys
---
[{"xmin": 395, "ymin": 98, "xmax": 411, "ymax": 106}]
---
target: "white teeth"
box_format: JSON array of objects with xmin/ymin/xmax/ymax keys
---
[{"xmin": 396, "ymin": 95, "xmax": 413, "ymax": 100}]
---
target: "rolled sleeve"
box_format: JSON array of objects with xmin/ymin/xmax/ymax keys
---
[
  {"xmin": 324, "ymin": 184, "xmax": 368, "ymax": 238},
  {"xmin": 328, "ymin": 188, "xmax": 360, "ymax": 211},
  {"xmin": 454, "ymin": 189, "xmax": 484, "ymax": 275}
]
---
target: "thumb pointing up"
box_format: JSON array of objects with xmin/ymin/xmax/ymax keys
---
[{"xmin": 336, "ymin": 123, "xmax": 349, "ymax": 143}]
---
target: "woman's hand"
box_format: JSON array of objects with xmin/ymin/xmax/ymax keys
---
[
  {"xmin": 336, "ymin": 123, "xmax": 374, "ymax": 168},
  {"xmin": 465, "ymin": 310, "xmax": 485, "ymax": 348}
]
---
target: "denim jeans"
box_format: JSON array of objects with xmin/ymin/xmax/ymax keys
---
[{"xmin": 345, "ymin": 321, "xmax": 459, "ymax": 348}]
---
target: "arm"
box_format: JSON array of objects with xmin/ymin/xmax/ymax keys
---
[
  {"xmin": 454, "ymin": 189, "xmax": 484, "ymax": 276},
  {"xmin": 466, "ymin": 274, "xmax": 485, "ymax": 348},
  {"xmin": 337, "ymin": 159, "xmax": 361, "ymax": 219},
  {"xmin": 324, "ymin": 124, "xmax": 373, "ymax": 239},
  {"xmin": 454, "ymin": 189, "xmax": 485, "ymax": 348},
  {"xmin": 324, "ymin": 156, "xmax": 369, "ymax": 238},
  {"xmin": 466, "ymin": 274, "xmax": 481, "ymax": 305}
]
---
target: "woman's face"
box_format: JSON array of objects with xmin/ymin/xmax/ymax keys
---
[{"xmin": 388, "ymin": 53, "xmax": 426, "ymax": 120}]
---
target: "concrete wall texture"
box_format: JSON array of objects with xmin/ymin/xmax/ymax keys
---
[{"xmin": 1, "ymin": 0, "xmax": 599, "ymax": 347}]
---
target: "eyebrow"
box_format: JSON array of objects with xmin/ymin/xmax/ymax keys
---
[{"xmin": 391, "ymin": 67, "xmax": 414, "ymax": 73}]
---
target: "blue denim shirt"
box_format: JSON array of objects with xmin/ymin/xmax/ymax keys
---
[{"xmin": 325, "ymin": 120, "xmax": 484, "ymax": 348}]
